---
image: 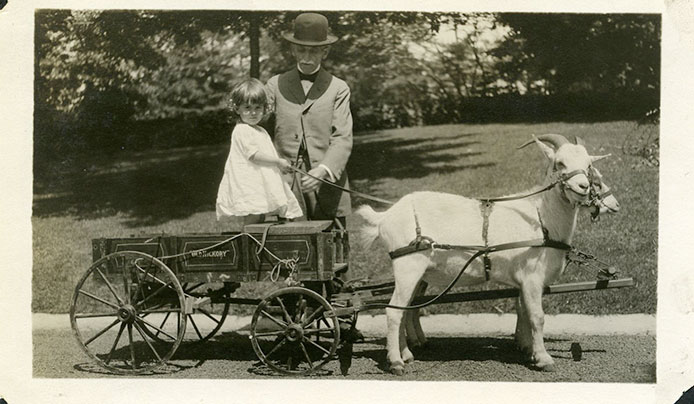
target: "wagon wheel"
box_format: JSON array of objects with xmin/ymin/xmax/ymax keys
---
[
  {"xmin": 70, "ymin": 251, "xmax": 186, "ymax": 374},
  {"xmin": 250, "ymin": 287, "xmax": 340, "ymax": 375},
  {"xmin": 142, "ymin": 282, "xmax": 230, "ymax": 344}
]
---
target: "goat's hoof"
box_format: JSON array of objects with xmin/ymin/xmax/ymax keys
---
[
  {"xmin": 390, "ymin": 364, "xmax": 405, "ymax": 376},
  {"xmin": 404, "ymin": 356, "xmax": 415, "ymax": 364},
  {"xmin": 531, "ymin": 358, "xmax": 556, "ymax": 372},
  {"xmin": 537, "ymin": 363, "xmax": 555, "ymax": 372}
]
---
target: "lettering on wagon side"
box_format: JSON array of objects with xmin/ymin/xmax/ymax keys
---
[{"xmin": 182, "ymin": 240, "xmax": 238, "ymax": 268}]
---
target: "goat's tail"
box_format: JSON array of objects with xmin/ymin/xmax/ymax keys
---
[{"xmin": 355, "ymin": 204, "xmax": 384, "ymax": 249}]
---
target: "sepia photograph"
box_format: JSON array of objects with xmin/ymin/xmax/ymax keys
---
[{"xmin": 1, "ymin": 1, "xmax": 692, "ymax": 403}]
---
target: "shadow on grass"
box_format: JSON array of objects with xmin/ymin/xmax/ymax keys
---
[
  {"xmin": 33, "ymin": 145, "xmax": 228, "ymax": 226},
  {"xmin": 33, "ymin": 131, "xmax": 496, "ymax": 226},
  {"xmin": 348, "ymin": 131, "xmax": 495, "ymax": 182}
]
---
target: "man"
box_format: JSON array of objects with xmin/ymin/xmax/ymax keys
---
[{"xmin": 265, "ymin": 12, "xmax": 353, "ymax": 226}]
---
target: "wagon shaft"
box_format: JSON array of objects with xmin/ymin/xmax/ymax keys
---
[{"xmin": 333, "ymin": 278, "xmax": 635, "ymax": 311}]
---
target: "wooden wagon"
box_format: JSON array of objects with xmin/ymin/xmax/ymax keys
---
[{"xmin": 70, "ymin": 220, "xmax": 633, "ymax": 375}]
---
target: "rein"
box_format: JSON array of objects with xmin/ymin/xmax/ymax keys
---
[
  {"xmin": 290, "ymin": 166, "xmax": 588, "ymax": 205},
  {"xmin": 289, "ymin": 166, "xmax": 395, "ymax": 205}
]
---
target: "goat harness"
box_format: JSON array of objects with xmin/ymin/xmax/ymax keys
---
[{"xmin": 388, "ymin": 167, "xmax": 603, "ymax": 281}]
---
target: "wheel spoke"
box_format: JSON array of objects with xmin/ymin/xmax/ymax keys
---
[
  {"xmin": 275, "ymin": 297, "xmax": 293, "ymax": 324},
  {"xmin": 137, "ymin": 264, "xmax": 151, "ymax": 305},
  {"xmin": 259, "ymin": 309, "xmax": 288, "ymax": 329},
  {"xmin": 134, "ymin": 265, "xmax": 175, "ymax": 288},
  {"xmin": 123, "ymin": 262, "xmax": 131, "ymax": 305},
  {"xmin": 74, "ymin": 311, "xmax": 119, "ymax": 319},
  {"xmin": 135, "ymin": 281, "xmax": 172, "ymax": 309},
  {"xmin": 94, "ymin": 267, "xmax": 124, "ymax": 305},
  {"xmin": 105, "ymin": 322, "xmax": 127, "ymax": 364},
  {"xmin": 133, "ymin": 321, "xmax": 162, "ymax": 362},
  {"xmin": 196, "ymin": 308, "xmax": 221, "ymax": 325},
  {"xmin": 138, "ymin": 309, "xmax": 182, "ymax": 315},
  {"xmin": 83, "ymin": 319, "xmax": 120, "ymax": 346},
  {"xmin": 303, "ymin": 327, "xmax": 336, "ymax": 335},
  {"xmin": 294, "ymin": 297, "xmax": 306, "ymax": 323},
  {"xmin": 299, "ymin": 342, "xmax": 313, "ymax": 369},
  {"xmin": 136, "ymin": 316, "xmax": 178, "ymax": 341},
  {"xmin": 155, "ymin": 311, "xmax": 172, "ymax": 338},
  {"xmin": 263, "ymin": 336, "xmax": 287, "ymax": 359},
  {"xmin": 301, "ymin": 306, "xmax": 325, "ymax": 327},
  {"xmin": 254, "ymin": 330, "xmax": 286, "ymax": 337},
  {"xmin": 183, "ymin": 282, "xmax": 205, "ymax": 293},
  {"xmin": 304, "ymin": 337, "xmax": 331, "ymax": 356},
  {"xmin": 78, "ymin": 289, "xmax": 120, "ymax": 310},
  {"xmin": 187, "ymin": 314, "xmax": 203, "ymax": 340},
  {"xmin": 127, "ymin": 323, "xmax": 136, "ymax": 369}
]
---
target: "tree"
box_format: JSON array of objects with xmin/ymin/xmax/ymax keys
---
[{"xmin": 493, "ymin": 13, "xmax": 660, "ymax": 98}]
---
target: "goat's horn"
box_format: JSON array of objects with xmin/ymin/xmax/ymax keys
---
[
  {"xmin": 534, "ymin": 134, "xmax": 570, "ymax": 149},
  {"xmin": 574, "ymin": 136, "xmax": 585, "ymax": 146},
  {"xmin": 517, "ymin": 137, "xmax": 536, "ymax": 149},
  {"xmin": 590, "ymin": 154, "xmax": 611, "ymax": 163}
]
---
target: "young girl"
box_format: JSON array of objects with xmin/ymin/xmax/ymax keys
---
[{"xmin": 216, "ymin": 78, "xmax": 302, "ymax": 227}]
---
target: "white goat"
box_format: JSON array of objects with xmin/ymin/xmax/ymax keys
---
[
  {"xmin": 402, "ymin": 171, "xmax": 619, "ymax": 350},
  {"xmin": 357, "ymin": 134, "xmax": 615, "ymax": 375}
]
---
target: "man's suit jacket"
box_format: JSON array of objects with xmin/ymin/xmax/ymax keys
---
[{"xmin": 265, "ymin": 68, "xmax": 353, "ymax": 219}]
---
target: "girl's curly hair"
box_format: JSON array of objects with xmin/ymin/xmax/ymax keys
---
[{"xmin": 227, "ymin": 78, "xmax": 273, "ymax": 120}]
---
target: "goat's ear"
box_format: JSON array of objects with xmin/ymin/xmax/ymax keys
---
[
  {"xmin": 534, "ymin": 137, "xmax": 556, "ymax": 161},
  {"xmin": 574, "ymin": 136, "xmax": 585, "ymax": 146},
  {"xmin": 590, "ymin": 154, "xmax": 611, "ymax": 163}
]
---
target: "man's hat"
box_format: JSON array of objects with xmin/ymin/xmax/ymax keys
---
[{"xmin": 283, "ymin": 13, "xmax": 338, "ymax": 46}]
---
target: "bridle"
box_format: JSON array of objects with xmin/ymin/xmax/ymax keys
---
[{"xmin": 555, "ymin": 166, "xmax": 612, "ymax": 220}]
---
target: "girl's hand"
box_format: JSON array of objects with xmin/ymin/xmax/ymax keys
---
[{"xmin": 277, "ymin": 159, "xmax": 293, "ymax": 174}]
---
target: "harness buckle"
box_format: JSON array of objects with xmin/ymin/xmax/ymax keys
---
[{"xmin": 483, "ymin": 253, "xmax": 492, "ymax": 281}]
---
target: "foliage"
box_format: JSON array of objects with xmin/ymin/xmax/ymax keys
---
[
  {"xmin": 493, "ymin": 14, "xmax": 660, "ymax": 103},
  {"xmin": 34, "ymin": 10, "xmax": 661, "ymax": 161}
]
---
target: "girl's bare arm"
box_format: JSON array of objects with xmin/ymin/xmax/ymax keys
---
[{"xmin": 250, "ymin": 152, "xmax": 292, "ymax": 172}]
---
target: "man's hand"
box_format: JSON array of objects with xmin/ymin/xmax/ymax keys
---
[{"xmin": 302, "ymin": 166, "xmax": 328, "ymax": 193}]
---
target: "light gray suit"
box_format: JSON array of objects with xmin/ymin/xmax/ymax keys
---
[{"xmin": 265, "ymin": 68, "xmax": 353, "ymax": 219}]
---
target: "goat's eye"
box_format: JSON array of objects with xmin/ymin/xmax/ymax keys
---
[{"xmin": 555, "ymin": 161, "xmax": 566, "ymax": 170}]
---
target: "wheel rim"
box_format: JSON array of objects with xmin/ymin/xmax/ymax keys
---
[
  {"xmin": 250, "ymin": 287, "xmax": 340, "ymax": 375},
  {"xmin": 142, "ymin": 282, "xmax": 230, "ymax": 344},
  {"xmin": 70, "ymin": 251, "xmax": 186, "ymax": 374}
]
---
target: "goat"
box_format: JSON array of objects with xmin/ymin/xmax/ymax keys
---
[
  {"xmin": 402, "ymin": 173, "xmax": 620, "ymax": 350},
  {"xmin": 356, "ymin": 134, "xmax": 616, "ymax": 375}
]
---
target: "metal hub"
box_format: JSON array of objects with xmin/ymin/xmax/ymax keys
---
[
  {"xmin": 284, "ymin": 323, "xmax": 304, "ymax": 342},
  {"xmin": 117, "ymin": 304, "xmax": 138, "ymax": 323}
]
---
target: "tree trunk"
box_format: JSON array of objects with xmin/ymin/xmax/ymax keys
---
[{"xmin": 249, "ymin": 16, "xmax": 260, "ymax": 79}]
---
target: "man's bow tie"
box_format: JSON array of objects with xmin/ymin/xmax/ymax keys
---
[{"xmin": 299, "ymin": 70, "xmax": 319, "ymax": 82}]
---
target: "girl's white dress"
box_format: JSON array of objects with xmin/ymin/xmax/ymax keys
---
[{"xmin": 216, "ymin": 123, "xmax": 303, "ymax": 219}]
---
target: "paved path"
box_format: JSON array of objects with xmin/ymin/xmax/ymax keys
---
[{"xmin": 34, "ymin": 313, "xmax": 655, "ymax": 335}]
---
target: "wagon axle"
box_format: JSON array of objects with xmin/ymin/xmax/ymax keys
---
[{"xmin": 116, "ymin": 305, "xmax": 139, "ymax": 324}]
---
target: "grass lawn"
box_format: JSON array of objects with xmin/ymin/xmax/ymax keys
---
[{"xmin": 32, "ymin": 121, "xmax": 658, "ymax": 315}]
